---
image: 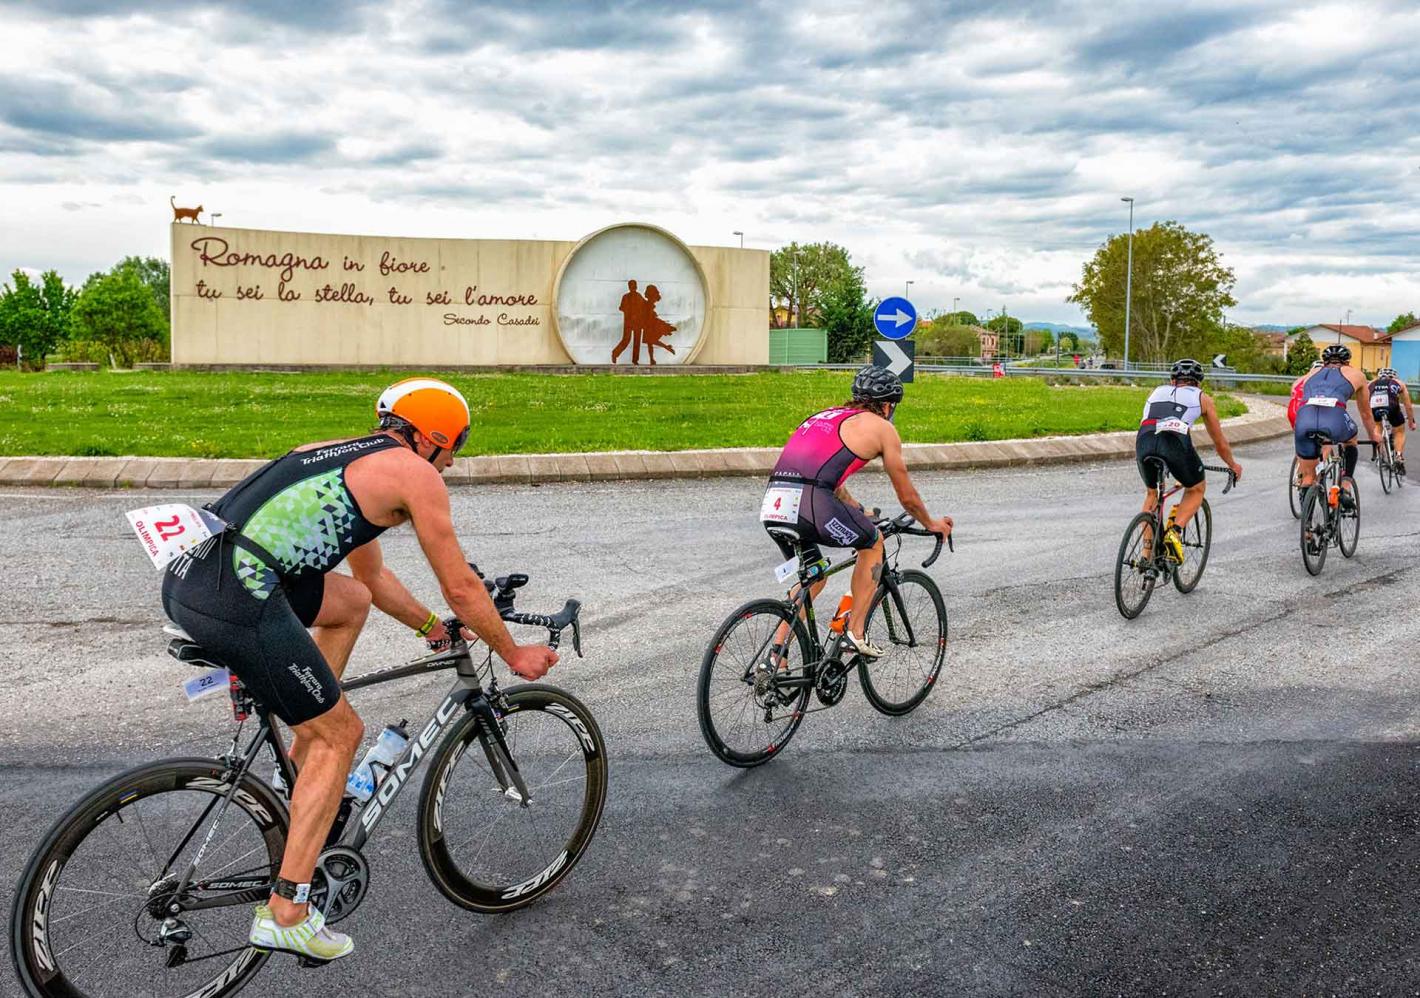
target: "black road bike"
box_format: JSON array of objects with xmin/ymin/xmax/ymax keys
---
[
  {"xmin": 1299, "ymin": 432, "xmax": 1360, "ymax": 575},
  {"xmin": 1114, "ymin": 460, "xmax": 1236, "ymax": 619},
  {"xmin": 10, "ymin": 568, "xmax": 607, "ymax": 998},
  {"xmin": 1372, "ymin": 413, "xmax": 1405, "ymax": 494},
  {"xmin": 696, "ymin": 512, "xmax": 950, "ymax": 768}
]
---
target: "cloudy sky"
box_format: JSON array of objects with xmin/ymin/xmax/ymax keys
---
[{"xmin": 1, "ymin": 0, "xmax": 1417, "ymax": 326}]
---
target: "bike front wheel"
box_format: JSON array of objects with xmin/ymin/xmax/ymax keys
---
[
  {"xmin": 1378, "ymin": 449, "xmax": 1393, "ymax": 494},
  {"xmin": 1114, "ymin": 512, "xmax": 1160, "ymax": 619},
  {"xmin": 1337, "ymin": 476, "xmax": 1360, "ymax": 557},
  {"xmin": 857, "ymin": 569, "xmax": 948, "ymax": 715},
  {"xmin": 10, "ymin": 759, "xmax": 286, "ymax": 998},
  {"xmin": 418, "ymin": 684, "xmax": 607, "ymax": 913},
  {"xmin": 1300, "ymin": 486, "xmax": 1328, "ymax": 575},
  {"xmin": 1173, "ymin": 499, "xmax": 1213, "ymax": 594},
  {"xmin": 696, "ymin": 599, "xmax": 814, "ymax": 768}
]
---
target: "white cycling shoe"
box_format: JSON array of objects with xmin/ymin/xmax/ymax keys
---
[
  {"xmin": 841, "ymin": 630, "xmax": 886, "ymax": 660},
  {"xmin": 248, "ymin": 904, "xmax": 354, "ymax": 963}
]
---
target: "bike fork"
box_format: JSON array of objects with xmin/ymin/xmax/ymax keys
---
[{"xmin": 471, "ymin": 698, "xmax": 534, "ymax": 806}]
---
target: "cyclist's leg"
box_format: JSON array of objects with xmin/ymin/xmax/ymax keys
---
[
  {"xmin": 1295, "ymin": 408, "xmax": 1322, "ymax": 486},
  {"xmin": 808, "ymin": 494, "xmax": 881, "ymax": 645},
  {"xmin": 847, "ymin": 534, "xmax": 883, "ymax": 644},
  {"xmin": 1390, "ymin": 408, "xmax": 1405, "ymax": 459},
  {"xmin": 1165, "ymin": 435, "xmax": 1207, "ymax": 528},
  {"xmin": 290, "ymin": 573, "xmax": 370, "ymax": 769}
]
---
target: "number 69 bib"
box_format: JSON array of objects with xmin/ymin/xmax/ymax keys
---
[{"xmin": 126, "ymin": 503, "xmax": 228, "ymax": 569}]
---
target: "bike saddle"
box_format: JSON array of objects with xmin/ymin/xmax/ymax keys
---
[
  {"xmin": 162, "ymin": 624, "xmax": 224, "ymax": 670},
  {"xmin": 764, "ymin": 526, "xmax": 802, "ymax": 542}
]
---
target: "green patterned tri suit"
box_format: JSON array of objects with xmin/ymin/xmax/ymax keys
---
[{"xmin": 162, "ymin": 434, "xmax": 403, "ymax": 724}]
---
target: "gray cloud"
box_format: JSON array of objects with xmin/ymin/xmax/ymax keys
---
[{"xmin": 199, "ymin": 132, "xmax": 338, "ymax": 164}]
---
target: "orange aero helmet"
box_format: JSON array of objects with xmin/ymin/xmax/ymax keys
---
[{"xmin": 376, "ymin": 378, "xmax": 471, "ymax": 459}]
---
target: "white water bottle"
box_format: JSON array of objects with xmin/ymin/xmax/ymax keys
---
[{"xmin": 346, "ymin": 722, "xmax": 409, "ymax": 801}]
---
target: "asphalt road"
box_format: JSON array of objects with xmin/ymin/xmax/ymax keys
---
[{"xmin": 1, "ymin": 432, "xmax": 1416, "ymax": 996}]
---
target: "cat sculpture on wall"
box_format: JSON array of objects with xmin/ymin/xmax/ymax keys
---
[{"xmin": 170, "ymin": 196, "xmax": 202, "ymax": 223}]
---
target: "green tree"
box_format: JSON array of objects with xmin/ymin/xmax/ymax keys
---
[
  {"xmin": 1286, "ymin": 332, "xmax": 1318, "ymax": 375},
  {"xmin": 0, "ymin": 269, "xmax": 76, "ymax": 367},
  {"xmin": 1388, "ymin": 311, "xmax": 1418, "ymax": 334},
  {"xmin": 1068, "ymin": 221, "xmax": 1237, "ymax": 363},
  {"xmin": 69, "ymin": 268, "xmax": 166, "ymax": 367},
  {"xmin": 820, "ymin": 267, "xmax": 876, "ymax": 363},
  {"xmin": 917, "ymin": 323, "xmax": 983, "ymax": 358},
  {"xmin": 1058, "ymin": 331, "xmax": 1081, "ymax": 352},
  {"xmin": 770, "ymin": 242, "xmax": 857, "ymax": 327}
]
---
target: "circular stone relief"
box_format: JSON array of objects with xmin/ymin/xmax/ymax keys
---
[{"xmin": 553, "ymin": 224, "xmax": 708, "ymax": 366}]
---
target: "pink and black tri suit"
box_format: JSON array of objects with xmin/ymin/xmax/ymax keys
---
[{"xmin": 761, "ymin": 406, "xmax": 880, "ymax": 558}]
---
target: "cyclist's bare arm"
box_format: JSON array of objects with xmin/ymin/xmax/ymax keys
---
[
  {"xmin": 345, "ymin": 540, "xmax": 436, "ymax": 631},
  {"xmin": 878, "ymin": 427, "xmax": 952, "ymax": 537},
  {"xmin": 1401, "ymin": 383, "xmax": 1416, "ymax": 424},
  {"xmin": 1199, "ymin": 393, "xmax": 1241, "ymax": 480}
]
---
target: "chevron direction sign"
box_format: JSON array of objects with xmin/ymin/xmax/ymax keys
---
[{"xmin": 872, "ymin": 338, "xmax": 915, "ymax": 383}]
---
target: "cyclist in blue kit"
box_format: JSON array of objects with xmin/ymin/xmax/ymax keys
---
[{"xmin": 1294, "ymin": 344, "xmax": 1379, "ymax": 503}]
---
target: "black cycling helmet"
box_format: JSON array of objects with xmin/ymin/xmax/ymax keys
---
[
  {"xmin": 851, "ymin": 365, "xmax": 904, "ymax": 404},
  {"xmin": 1170, "ymin": 358, "xmax": 1204, "ymax": 383},
  {"xmin": 1321, "ymin": 344, "xmax": 1351, "ymax": 365}
]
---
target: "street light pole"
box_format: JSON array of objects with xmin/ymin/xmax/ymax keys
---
[
  {"xmin": 733, "ymin": 230, "xmax": 743, "ymax": 248},
  {"xmin": 952, "ymin": 296, "xmax": 960, "ymax": 323},
  {"xmin": 1121, "ymin": 196, "xmax": 1135, "ymax": 372},
  {"xmin": 905, "ymin": 280, "xmax": 914, "ymax": 299}
]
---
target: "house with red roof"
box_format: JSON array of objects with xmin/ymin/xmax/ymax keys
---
[{"xmin": 1286, "ymin": 324, "xmax": 1391, "ymax": 372}]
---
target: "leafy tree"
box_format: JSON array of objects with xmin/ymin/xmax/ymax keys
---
[
  {"xmin": 85, "ymin": 256, "xmax": 171, "ymax": 344},
  {"xmin": 0, "ymin": 269, "xmax": 76, "ymax": 367},
  {"xmin": 820, "ymin": 267, "xmax": 876, "ymax": 364},
  {"xmin": 1388, "ymin": 311, "xmax": 1418, "ymax": 334},
  {"xmin": 1058, "ymin": 331, "xmax": 1081, "ymax": 352},
  {"xmin": 1068, "ymin": 221, "xmax": 1237, "ymax": 363},
  {"xmin": 1029, "ymin": 329, "xmax": 1055, "ymax": 354},
  {"xmin": 917, "ymin": 323, "xmax": 984, "ymax": 358},
  {"xmin": 1286, "ymin": 332, "xmax": 1318, "ymax": 375},
  {"xmin": 770, "ymin": 242, "xmax": 857, "ymax": 328},
  {"xmin": 69, "ymin": 268, "xmax": 166, "ymax": 367}
]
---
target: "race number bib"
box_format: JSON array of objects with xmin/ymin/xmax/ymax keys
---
[
  {"xmin": 1304, "ymin": 396, "xmax": 1337, "ymax": 408},
  {"xmin": 126, "ymin": 503, "xmax": 227, "ymax": 569},
  {"xmin": 182, "ymin": 667, "xmax": 230, "ymax": 702},
  {"xmin": 760, "ymin": 486, "xmax": 803, "ymax": 524},
  {"xmin": 1370, "ymin": 391, "xmax": 1391, "ymax": 409},
  {"xmin": 1154, "ymin": 417, "xmax": 1190, "ymax": 435}
]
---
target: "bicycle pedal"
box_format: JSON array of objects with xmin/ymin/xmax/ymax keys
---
[{"xmin": 296, "ymin": 955, "xmax": 333, "ymax": 969}]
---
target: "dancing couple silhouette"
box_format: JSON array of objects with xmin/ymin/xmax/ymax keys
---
[{"xmin": 612, "ymin": 279, "xmax": 677, "ymax": 365}]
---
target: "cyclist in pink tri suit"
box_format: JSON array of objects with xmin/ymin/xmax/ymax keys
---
[{"xmin": 761, "ymin": 366, "xmax": 952, "ymax": 658}]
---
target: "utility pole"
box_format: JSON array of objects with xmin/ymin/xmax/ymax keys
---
[{"xmin": 1122, "ymin": 196, "xmax": 1135, "ymax": 371}]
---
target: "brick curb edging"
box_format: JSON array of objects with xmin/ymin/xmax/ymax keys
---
[{"xmin": 0, "ymin": 398, "xmax": 1290, "ymax": 490}]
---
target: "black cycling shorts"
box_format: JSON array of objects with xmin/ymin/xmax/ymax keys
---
[
  {"xmin": 1135, "ymin": 427, "xmax": 1205, "ymax": 488},
  {"xmin": 1372, "ymin": 404, "xmax": 1403, "ymax": 428},
  {"xmin": 762, "ymin": 483, "xmax": 879, "ymax": 564},
  {"xmin": 1294, "ymin": 402, "xmax": 1357, "ymax": 460},
  {"xmin": 161, "ymin": 544, "xmax": 340, "ymax": 726}
]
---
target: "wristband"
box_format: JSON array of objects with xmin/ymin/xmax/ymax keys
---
[{"xmin": 415, "ymin": 611, "xmax": 439, "ymax": 638}]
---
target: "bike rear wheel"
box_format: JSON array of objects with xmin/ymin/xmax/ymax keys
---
[
  {"xmin": 1114, "ymin": 512, "xmax": 1160, "ymax": 619},
  {"xmin": 1173, "ymin": 499, "xmax": 1213, "ymax": 594},
  {"xmin": 857, "ymin": 569, "xmax": 947, "ymax": 716},
  {"xmin": 1288, "ymin": 456, "xmax": 1303, "ymax": 519},
  {"xmin": 696, "ymin": 599, "xmax": 814, "ymax": 767},
  {"xmin": 1300, "ymin": 486, "xmax": 1328, "ymax": 575},
  {"xmin": 10, "ymin": 759, "xmax": 285, "ymax": 998},
  {"xmin": 1379, "ymin": 441, "xmax": 1393, "ymax": 494},
  {"xmin": 1337, "ymin": 476, "xmax": 1360, "ymax": 558},
  {"xmin": 418, "ymin": 684, "xmax": 607, "ymax": 913}
]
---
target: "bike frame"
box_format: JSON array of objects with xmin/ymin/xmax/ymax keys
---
[{"xmin": 161, "ymin": 637, "xmax": 526, "ymax": 915}]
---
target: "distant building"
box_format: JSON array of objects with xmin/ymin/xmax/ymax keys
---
[
  {"xmin": 1256, "ymin": 331, "xmax": 1288, "ymax": 358},
  {"xmin": 1387, "ymin": 322, "xmax": 1420, "ymax": 381},
  {"xmin": 1286, "ymin": 324, "xmax": 1391, "ymax": 372}
]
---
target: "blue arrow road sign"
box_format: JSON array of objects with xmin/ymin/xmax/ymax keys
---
[{"xmin": 873, "ymin": 297, "xmax": 917, "ymax": 340}]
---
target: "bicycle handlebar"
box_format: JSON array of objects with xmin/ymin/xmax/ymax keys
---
[
  {"xmin": 1202, "ymin": 464, "xmax": 1237, "ymax": 494},
  {"xmin": 874, "ymin": 511, "xmax": 953, "ymax": 568},
  {"xmin": 449, "ymin": 563, "xmax": 585, "ymax": 657}
]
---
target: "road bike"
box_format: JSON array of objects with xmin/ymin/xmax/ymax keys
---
[
  {"xmin": 696, "ymin": 512, "xmax": 950, "ymax": 768},
  {"xmin": 1114, "ymin": 460, "xmax": 1236, "ymax": 619},
  {"xmin": 10, "ymin": 567, "xmax": 607, "ymax": 998},
  {"xmin": 1299, "ymin": 431, "xmax": 1360, "ymax": 575},
  {"xmin": 1371, "ymin": 413, "xmax": 1405, "ymax": 494}
]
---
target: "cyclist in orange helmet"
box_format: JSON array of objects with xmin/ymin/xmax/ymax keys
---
[{"xmin": 160, "ymin": 376, "xmax": 557, "ymax": 963}]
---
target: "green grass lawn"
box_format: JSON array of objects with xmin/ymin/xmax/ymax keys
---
[{"xmin": 0, "ymin": 370, "xmax": 1245, "ymax": 458}]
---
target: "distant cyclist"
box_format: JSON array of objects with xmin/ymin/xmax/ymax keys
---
[
  {"xmin": 1366, "ymin": 367, "xmax": 1415, "ymax": 474},
  {"xmin": 761, "ymin": 365, "xmax": 951, "ymax": 659},
  {"xmin": 1294, "ymin": 344, "xmax": 1380, "ymax": 502},
  {"xmin": 1287, "ymin": 359, "xmax": 1324, "ymax": 428},
  {"xmin": 1135, "ymin": 359, "xmax": 1243, "ymax": 563}
]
